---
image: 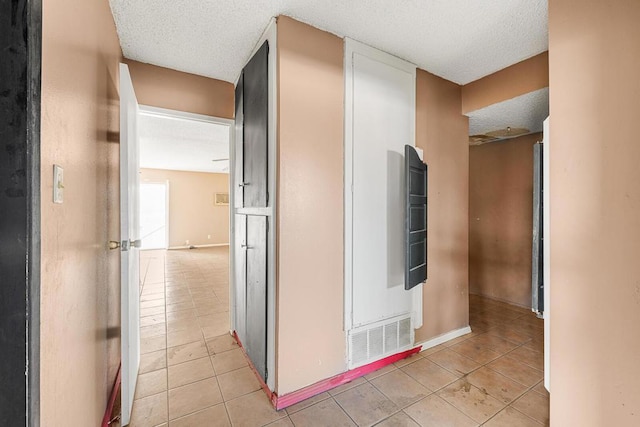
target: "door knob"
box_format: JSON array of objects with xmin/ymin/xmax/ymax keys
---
[
  {"xmin": 238, "ymin": 182, "xmax": 250, "ymax": 187},
  {"xmin": 130, "ymin": 239, "xmax": 142, "ymax": 248},
  {"xmin": 241, "ymin": 244, "xmax": 253, "ymax": 250},
  {"xmin": 108, "ymin": 241, "xmax": 120, "ymax": 250}
]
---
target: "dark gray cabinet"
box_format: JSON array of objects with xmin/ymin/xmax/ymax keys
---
[{"xmin": 404, "ymin": 145, "xmax": 427, "ymax": 290}]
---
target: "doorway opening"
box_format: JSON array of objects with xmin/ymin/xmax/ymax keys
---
[{"xmin": 140, "ymin": 182, "xmax": 168, "ymax": 250}]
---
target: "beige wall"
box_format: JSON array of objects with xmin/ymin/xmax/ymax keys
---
[
  {"xmin": 276, "ymin": 16, "xmax": 346, "ymax": 395},
  {"xmin": 469, "ymin": 133, "xmax": 541, "ymax": 307},
  {"xmin": 415, "ymin": 70, "xmax": 470, "ymax": 343},
  {"xmin": 461, "ymin": 52, "xmax": 549, "ymax": 114},
  {"xmin": 140, "ymin": 169, "xmax": 229, "ymax": 247},
  {"xmin": 549, "ymin": 0, "xmax": 640, "ymax": 424},
  {"xmin": 126, "ymin": 59, "xmax": 235, "ymax": 119},
  {"xmin": 41, "ymin": 0, "xmax": 122, "ymax": 425}
]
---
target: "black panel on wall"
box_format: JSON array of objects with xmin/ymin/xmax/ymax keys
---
[
  {"xmin": 242, "ymin": 41, "xmax": 269, "ymax": 208},
  {"xmin": 0, "ymin": 0, "xmax": 42, "ymax": 425},
  {"xmin": 404, "ymin": 145, "xmax": 427, "ymax": 290}
]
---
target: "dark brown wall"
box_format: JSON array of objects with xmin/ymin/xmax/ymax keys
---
[
  {"xmin": 415, "ymin": 70, "xmax": 470, "ymax": 342},
  {"xmin": 549, "ymin": 0, "xmax": 640, "ymax": 424},
  {"xmin": 469, "ymin": 133, "xmax": 541, "ymax": 307}
]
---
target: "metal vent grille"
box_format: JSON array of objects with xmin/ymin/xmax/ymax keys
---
[{"xmin": 348, "ymin": 315, "xmax": 413, "ymax": 367}]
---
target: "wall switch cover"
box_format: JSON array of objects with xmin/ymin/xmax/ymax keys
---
[{"xmin": 53, "ymin": 165, "xmax": 64, "ymax": 203}]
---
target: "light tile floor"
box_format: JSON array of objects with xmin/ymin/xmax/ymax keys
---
[{"xmin": 130, "ymin": 248, "xmax": 549, "ymax": 426}]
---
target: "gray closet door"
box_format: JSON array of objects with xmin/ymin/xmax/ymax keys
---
[
  {"xmin": 404, "ymin": 145, "xmax": 427, "ymax": 290},
  {"xmin": 245, "ymin": 215, "xmax": 267, "ymax": 380},
  {"xmin": 532, "ymin": 143, "xmax": 544, "ymax": 314},
  {"xmin": 242, "ymin": 41, "xmax": 269, "ymax": 207},
  {"xmin": 235, "ymin": 72, "xmax": 244, "ymax": 208}
]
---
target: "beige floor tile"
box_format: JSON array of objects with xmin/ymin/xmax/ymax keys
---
[
  {"xmin": 511, "ymin": 390, "xmax": 549, "ymax": 425},
  {"xmin": 206, "ymin": 334, "xmax": 239, "ymax": 355},
  {"xmin": 285, "ymin": 392, "xmax": 331, "ymax": 415},
  {"xmin": 167, "ymin": 328, "xmax": 204, "ymax": 348},
  {"xmin": 400, "ymin": 357, "xmax": 460, "ymax": 391},
  {"xmin": 328, "ymin": 376, "xmax": 367, "ymax": 396},
  {"xmin": 168, "ymin": 377, "xmax": 223, "ymax": 420},
  {"xmin": 532, "ymin": 380, "xmax": 549, "ymax": 396},
  {"xmin": 483, "ymin": 407, "xmax": 543, "ymax": 427},
  {"xmin": 141, "ymin": 299, "xmax": 166, "ymax": 309},
  {"xmin": 140, "ymin": 350, "xmax": 167, "ymax": 374},
  {"xmin": 289, "ymin": 398, "xmax": 356, "ymax": 427},
  {"xmin": 374, "ymin": 411, "xmax": 420, "ymax": 427},
  {"xmin": 333, "ymin": 382, "xmax": 399, "ymax": 426},
  {"xmin": 485, "ymin": 326, "xmax": 532, "ymax": 345},
  {"xmin": 465, "ymin": 367, "xmax": 527, "ymax": 404},
  {"xmin": 141, "ymin": 335, "xmax": 167, "ymax": 354},
  {"xmin": 166, "ymin": 309, "xmax": 198, "ymax": 322},
  {"xmin": 370, "ymin": 370, "xmax": 430, "ymax": 408},
  {"xmin": 140, "ymin": 323, "xmax": 167, "ymax": 339},
  {"xmin": 486, "ymin": 355, "xmax": 543, "ymax": 387},
  {"xmin": 140, "ymin": 306, "xmax": 166, "ymax": 317},
  {"xmin": 217, "ymin": 366, "xmax": 261, "ymax": 401},
  {"xmin": 364, "ymin": 363, "xmax": 397, "ymax": 381},
  {"xmin": 437, "ymin": 379, "xmax": 504, "ymax": 424},
  {"xmin": 168, "ymin": 403, "xmax": 230, "ymax": 427},
  {"xmin": 165, "ymin": 294, "xmax": 193, "ymax": 304},
  {"xmin": 167, "ymin": 340, "xmax": 209, "ymax": 366},
  {"xmin": 404, "ymin": 394, "xmax": 478, "ymax": 427},
  {"xmin": 225, "ymin": 390, "xmax": 286, "ymax": 427},
  {"xmin": 509, "ymin": 346, "xmax": 544, "ymax": 371},
  {"xmin": 202, "ymin": 323, "xmax": 230, "ymax": 339},
  {"xmin": 167, "ymin": 319, "xmax": 201, "ymax": 335},
  {"xmin": 211, "ymin": 348, "xmax": 248, "ymax": 375},
  {"xmin": 135, "ymin": 368, "xmax": 168, "ymax": 399},
  {"xmin": 141, "ymin": 292, "xmax": 165, "ymax": 302},
  {"xmin": 167, "ymin": 301, "xmax": 196, "ymax": 313},
  {"xmin": 168, "ymin": 356, "xmax": 215, "ymax": 389},
  {"xmin": 130, "ymin": 392, "xmax": 168, "ymax": 427},
  {"xmin": 264, "ymin": 417, "xmax": 294, "ymax": 426},
  {"xmin": 449, "ymin": 340, "xmax": 502, "ymax": 364},
  {"xmin": 465, "ymin": 334, "xmax": 518, "ymax": 354},
  {"xmin": 393, "ymin": 351, "xmax": 425, "ymax": 368},
  {"xmin": 140, "ymin": 314, "xmax": 167, "ymax": 327},
  {"xmin": 427, "ymin": 349, "xmax": 481, "ymax": 376}
]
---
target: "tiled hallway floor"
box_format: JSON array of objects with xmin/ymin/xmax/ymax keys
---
[{"xmin": 131, "ymin": 248, "xmax": 549, "ymax": 426}]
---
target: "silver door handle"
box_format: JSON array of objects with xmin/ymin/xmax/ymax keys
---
[
  {"xmin": 241, "ymin": 244, "xmax": 253, "ymax": 250},
  {"xmin": 238, "ymin": 182, "xmax": 250, "ymax": 187},
  {"xmin": 130, "ymin": 239, "xmax": 142, "ymax": 248}
]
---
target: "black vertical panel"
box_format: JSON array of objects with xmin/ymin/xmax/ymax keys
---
[
  {"xmin": 0, "ymin": 0, "xmax": 41, "ymax": 425},
  {"xmin": 532, "ymin": 143, "xmax": 544, "ymax": 314},
  {"xmin": 245, "ymin": 215, "xmax": 267, "ymax": 380},
  {"xmin": 404, "ymin": 145, "xmax": 427, "ymax": 290},
  {"xmin": 242, "ymin": 41, "xmax": 269, "ymax": 207},
  {"xmin": 235, "ymin": 72, "xmax": 244, "ymax": 208}
]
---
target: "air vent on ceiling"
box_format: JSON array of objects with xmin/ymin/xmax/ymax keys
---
[{"xmin": 348, "ymin": 315, "xmax": 413, "ymax": 368}]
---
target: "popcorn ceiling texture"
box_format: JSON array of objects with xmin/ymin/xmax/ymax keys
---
[
  {"xmin": 468, "ymin": 88, "xmax": 549, "ymax": 137},
  {"xmin": 109, "ymin": 0, "xmax": 547, "ymax": 85}
]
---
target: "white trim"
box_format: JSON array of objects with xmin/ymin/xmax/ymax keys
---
[
  {"xmin": 416, "ymin": 326, "xmax": 473, "ymax": 352},
  {"xmin": 138, "ymin": 105, "xmax": 234, "ymax": 126},
  {"xmin": 542, "ymin": 117, "xmax": 550, "ymax": 392},
  {"xmin": 167, "ymin": 243, "xmax": 230, "ymax": 250}
]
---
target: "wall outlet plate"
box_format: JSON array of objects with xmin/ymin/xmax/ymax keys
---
[{"xmin": 53, "ymin": 165, "xmax": 64, "ymax": 204}]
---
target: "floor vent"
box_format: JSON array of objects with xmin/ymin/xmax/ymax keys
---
[{"xmin": 348, "ymin": 315, "xmax": 413, "ymax": 368}]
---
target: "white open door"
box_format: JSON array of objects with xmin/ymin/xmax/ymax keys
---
[{"xmin": 120, "ymin": 63, "xmax": 141, "ymax": 426}]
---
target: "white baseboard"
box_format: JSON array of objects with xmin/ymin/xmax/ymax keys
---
[
  {"xmin": 416, "ymin": 325, "xmax": 473, "ymax": 353},
  {"xmin": 168, "ymin": 243, "xmax": 230, "ymax": 250}
]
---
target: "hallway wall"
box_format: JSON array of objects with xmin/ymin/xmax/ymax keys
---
[
  {"xmin": 41, "ymin": 0, "xmax": 122, "ymax": 425},
  {"xmin": 415, "ymin": 70, "xmax": 470, "ymax": 343},
  {"xmin": 140, "ymin": 169, "xmax": 230, "ymax": 247},
  {"xmin": 126, "ymin": 59, "xmax": 234, "ymax": 119},
  {"xmin": 549, "ymin": 0, "xmax": 640, "ymax": 425},
  {"xmin": 469, "ymin": 133, "xmax": 541, "ymax": 307}
]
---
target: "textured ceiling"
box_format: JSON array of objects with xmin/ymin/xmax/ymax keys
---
[
  {"xmin": 468, "ymin": 87, "xmax": 549, "ymax": 138},
  {"xmin": 109, "ymin": 0, "xmax": 548, "ymax": 85},
  {"xmin": 139, "ymin": 112, "xmax": 230, "ymax": 173}
]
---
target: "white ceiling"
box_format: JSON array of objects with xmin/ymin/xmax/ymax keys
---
[
  {"xmin": 468, "ymin": 87, "xmax": 549, "ymax": 138},
  {"xmin": 139, "ymin": 112, "xmax": 230, "ymax": 173},
  {"xmin": 109, "ymin": 0, "xmax": 548, "ymax": 85}
]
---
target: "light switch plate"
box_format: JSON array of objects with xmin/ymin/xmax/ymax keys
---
[{"xmin": 53, "ymin": 165, "xmax": 64, "ymax": 203}]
